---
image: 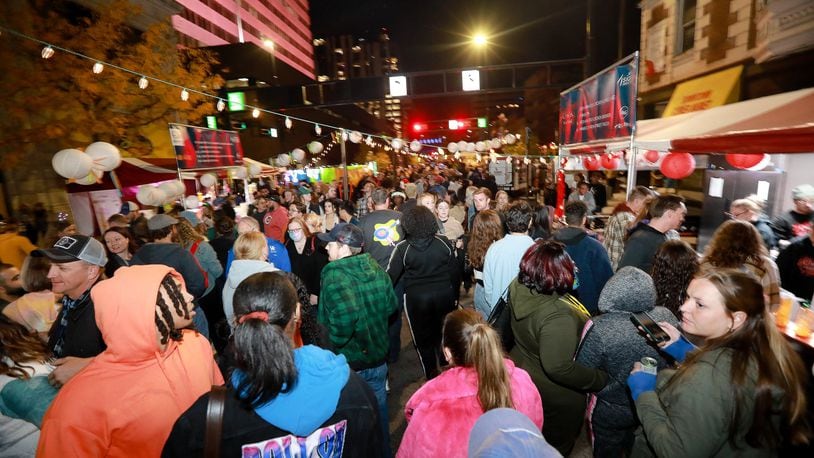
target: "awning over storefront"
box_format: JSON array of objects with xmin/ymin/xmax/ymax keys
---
[{"xmin": 662, "ymin": 66, "xmax": 742, "ymax": 117}]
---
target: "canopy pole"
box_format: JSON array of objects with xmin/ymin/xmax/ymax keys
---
[
  {"xmin": 626, "ymin": 146, "xmax": 638, "ymax": 199},
  {"xmin": 340, "ymin": 129, "xmax": 349, "ymax": 199}
]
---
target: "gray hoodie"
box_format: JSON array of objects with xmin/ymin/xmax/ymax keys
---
[{"xmin": 222, "ymin": 259, "xmax": 278, "ymax": 329}]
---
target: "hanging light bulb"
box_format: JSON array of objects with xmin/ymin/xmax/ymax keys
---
[
  {"xmin": 341, "ymin": 131, "xmax": 348, "ymax": 142},
  {"xmin": 138, "ymin": 76, "xmax": 149, "ymax": 89},
  {"xmin": 252, "ymin": 108, "xmax": 260, "ymax": 118},
  {"xmin": 216, "ymin": 98, "xmax": 226, "ymax": 112},
  {"xmin": 314, "ymin": 124, "xmax": 322, "ymax": 135},
  {"xmin": 41, "ymin": 45, "xmax": 55, "ymax": 59},
  {"xmin": 92, "ymin": 62, "xmax": 104, "ymax": 74},
  {"xmin": 180, "ymin": 88, "xmax": 189, "ymax": 101},
  {"xmin": 284, "ymin": 117, "xmax": 292, "ymax": 129}
]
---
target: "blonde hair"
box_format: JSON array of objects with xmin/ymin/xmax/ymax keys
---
[
  {"xmin": 234, "ymin": 232, "xmax": 267, "ymax": 260},
  {"xmin": 176, "ymin": 219, "xmax": 206, "ymax": 248},
  {"xmin": 304, "ymin": 213, "xmax": 322, "ymax": 233}
]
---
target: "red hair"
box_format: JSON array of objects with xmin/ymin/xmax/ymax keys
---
[{"xmin": 518, "ymin": 240, "xmax": 575, "ymax": 295}]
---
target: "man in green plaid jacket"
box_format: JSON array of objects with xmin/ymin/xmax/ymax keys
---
[{"xmin": 318, "ymin": 223, "xmax": 397, "ymax": 456}]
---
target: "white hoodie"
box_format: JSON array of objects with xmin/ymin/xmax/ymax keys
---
[{"xmin": 222, "ymin": 260, "xmax": 278, "ymax": 329}]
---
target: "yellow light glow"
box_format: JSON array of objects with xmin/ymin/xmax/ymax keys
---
[
  {"xmin": 263, "ymin": 39, "xmax": 275, "ymax": 50},
  {"xmin": 472, "ymin": 34, "xmax": 488, "ymax": 47}
]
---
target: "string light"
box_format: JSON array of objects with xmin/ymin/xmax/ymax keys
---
[
  {"xmin": 216, "ymin": 98, "xmax": 226, "ymax": 112},
  {"xmin": 180, "ymin": 88, "xmax": 189, "ymax": 101},
  {"xmin": 92, "ymin": 62, "xmax": 104, "ymax": 74},
  {"xmin": 252, "ymin": 108, "xmax": 260, "ymax": 118},
  {"xmin": 284, "ymin": 117, "xmax": 292, "ymax": 129},
  {"xmin": 138, "ymin": 76, "xmax": 149, "ymax": 89},
  {"xmin": 41, "ymin": 45, "xmax": 54, "ymax": 59},
  {"xmin": 314, "ymin": 124, "xmax": 321, "ymax": 135}
]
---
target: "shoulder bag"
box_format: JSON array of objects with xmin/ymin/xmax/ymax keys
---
[
  {"xmin": 487, "ymin": 286, "xmax": 514, "ymax": 352},
  {"xmin": 204, "ymin": 385, "xmax": 227, "ymax": 458}
]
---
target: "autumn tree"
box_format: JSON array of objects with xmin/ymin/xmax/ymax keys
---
[{"xmin": 0, "ymin": 0, "xmax": 224, "ymax": 168}]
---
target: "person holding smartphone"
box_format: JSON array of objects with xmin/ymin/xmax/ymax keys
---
[{"xmin": 627, "ymin": 269, "xmax": 810, "ymax": 456}]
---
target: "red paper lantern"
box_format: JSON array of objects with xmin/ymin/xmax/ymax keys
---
[
  {"xmin": 725, "ymin": 153, "xmax": 768, "ymax": 170},
  {"xmin": 583, "ymin": 155, "xmax": 601, "ymax": 171},
  {"xmin": 660, "ymin": 152, "xmax": 696, "ymax": 179},
  {"xmin": 601, "ymin": 153, "xmax": 620, "ymax": 170},
  {"xmin": 644, "ymin": 150, "xmax": 660, "ymax": 163}
]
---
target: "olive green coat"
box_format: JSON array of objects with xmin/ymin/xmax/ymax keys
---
[
  {"xmin": 508, "ymin": 278, "xmax": 608, "ymax": 455},
  {"xmin": 632, "ymin": 348, "xmax": 777, "ymax": 457}
]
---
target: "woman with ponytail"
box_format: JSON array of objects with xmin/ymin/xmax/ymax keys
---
[
  {"xmin": 396, "ymin": 309, "xmax": 543, "ymax": 458},
  {"xmin": 627, "ymin": 269, "xmax": 810, "ymax": 456},
  {"xmin": 164, "ymin": 271, "xmax": 381, "ymax": 457}
]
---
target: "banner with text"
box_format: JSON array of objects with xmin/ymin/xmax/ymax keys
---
[
  {"xmin": 559, "ymin": 55, "xmax": 638, "ymax": 146},
  {"xmin": 169, "ymin": 123, "xmax": 244, "ymax": 170}
]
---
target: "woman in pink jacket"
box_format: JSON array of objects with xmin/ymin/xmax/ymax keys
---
[{"xmin": 397, "ymin": 309, "xmax": 543, "ymax": 458}]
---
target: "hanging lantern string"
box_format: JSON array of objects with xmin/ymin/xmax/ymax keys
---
[{"xmin": 0, "ymin": 23, "xmax": 534, "ymax": 159}]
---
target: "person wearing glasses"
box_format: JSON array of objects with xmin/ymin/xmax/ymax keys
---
[{"xmin": 727, "ymin": 197, "xmax": 776, "ymax": 251}]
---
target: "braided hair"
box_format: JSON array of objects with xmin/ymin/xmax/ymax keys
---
[{"xmin": 154, "ymin": 274, "xmax": 192, "ymax": 345}]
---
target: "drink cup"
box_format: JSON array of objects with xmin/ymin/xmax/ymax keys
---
[
  {"xmin": 641, "ymin": 357, "xmax": 658, "ymax": 375},
  {"xmin": 796, "ymin": 308, "xmax": 813, "ymax": 339},
  {"xmin": 776, "ymin": 291, "xmax": 795, "ymax": 327}
]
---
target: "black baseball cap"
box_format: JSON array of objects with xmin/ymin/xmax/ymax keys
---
[
  {"xmin": 33, "ymin": 235, "xmax": 108, "ymax": 266},
  {"xmin": 317, "ymin": 223, "xmax": 364, "ymax": 248}
]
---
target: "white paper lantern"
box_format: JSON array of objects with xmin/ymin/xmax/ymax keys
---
[
  {"xmin": 475, "ymin": 141, "xmax": 487, "ymax": 152},
  {"xmin": 291, "ymin": 148, "xmax": 306, "ymax": 162},
  {"xmin": 149, "ymin": 188, "xmax": 167, "ymax": 206},
  {"xmin": 447, "ymin": 142, "xmax": 459, "ymax": 153},
  {"xmin": 391, "ymin": 138, "xmax": 403, "ymax": 150},
  {"xmin": 75, "ymin": 169, "xmax": 102, "ymax": 185},
  {"xmin": 276, "ymin": 154, "xmax": 291, "ymax": 167},
  {"xmin": 159, "ymin": 181, "xmax": 178, "ymax": 197},
  {"xmin": 248, "ymin": 163, "xmax": 263, "ymax": 177},
  {"xmin": 409, "ymin": 140, "xmax": 422, "ymax": 152},
  {"xmin": 490, "ymin": 138, "xmax": 502, "ymax": 149},
  {"xmin": 172, "ymin": 180, "xmax": 187, "ymax": 196},
  {"xmin": 465, "ymin": 142, "xmax": 476, "ymax": 153},
  {"xmin": 308, "ymin": 141, "xmax": 324, "ymax": 155},
  {"xmin": 199, "ymin": 173, "xmax": 217, "ymax": 188},
  {"xmin": 234, "ymin": 167, "xmax": 248, "ymax": 179},
  {"xmin": 85, "ymin": 142, "xmax": 121, "ymax": 172},
  {"xmin": 185, "ymin": 195, "xmax": 200, "ymax": 209},
  {"xmin": 504, "ymin": 133, "xmax": 517, "ymax": 145},
  {"xmin": 53, "ymin": 148, "xmax": 93, "ymax": 179},
  {"xmin": 456, "ymin": 141, "xmax": 467, "ymax": 152},
  {"xmin": 349, "ymin": 131, "xmax": 363, "ymax": 144},
  {"xmin": 136, "ymin": 186, "xmax": 152, "ymax": 205}
]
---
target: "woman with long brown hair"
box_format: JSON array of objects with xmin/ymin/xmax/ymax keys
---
[
  {"xmin": 701, "ymin": 219, "xmax": 780, "ymax": 310},
  {"xmin": 627, "ymin": 269, "xmax": 810, "ymax": 455},
  {"xmin": 396, "ymin": 309, "xmax": 543, "ymax": 458},
  {"xmin": 466, "ymin": 210, "xmax": 504, "ymax": 318}
]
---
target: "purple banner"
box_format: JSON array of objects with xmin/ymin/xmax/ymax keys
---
[
  {"xmin": 559, "ymin": 57, "xmax": 638, "ymax": 146},
  {"xmin": 169, "ymin": 123, "xmax": 244, "ymax": 170}
]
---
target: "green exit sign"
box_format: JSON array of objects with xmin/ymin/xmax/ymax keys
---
[
  {"xmin": 205, "ymin": 116, "xmax": 217, "ymax": 129},
  {"xmin": 477, "ymin": 117, "xmax": 487, "ymax": 128},
  {"xmin": 228, "ymin": 92, "xmax": 246, "ymax": 111}
]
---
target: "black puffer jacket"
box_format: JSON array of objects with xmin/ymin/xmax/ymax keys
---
[{"xmin": 386, "ymin": 235, "xmax": 454, "ymax": 292}]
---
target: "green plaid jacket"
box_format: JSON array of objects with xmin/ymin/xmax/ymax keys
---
[{"xmin": 318, "ymin": 253, "xmax": 398, "ymax": 369}]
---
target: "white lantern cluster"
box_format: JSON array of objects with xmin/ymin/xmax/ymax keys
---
[
  {"xmin": 248, "ymin": 163, "xmax": 263, "ymax": 177},
  {"xmin": 409, "ymin": 140, "xmax": 422, "ymax": 152},
  {"xmin": 199, "ymin": 173, "xmax": 217, "ymax": 188},
  {"xmin": 136, "ymin": 180, "xmax": 185, "ymax": 207},
  {"xmin": 291, "ymin": 148, "xmax": 306, "ymax": 162},
  {"xmin": 52, "ymin": 141, "xmax": 121, "ymax": 185},
  {"xmin": 308, "ymin": 141, "xmax": 324, "ymax": 155},
  {"xmin": 275, "ymin": 154, "xmax": 291, "ymax": 167}
]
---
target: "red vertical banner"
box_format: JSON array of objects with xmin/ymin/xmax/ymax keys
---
[{"xmin": 555, "ymin": 169, "xmax": 566, "ymax": 218}]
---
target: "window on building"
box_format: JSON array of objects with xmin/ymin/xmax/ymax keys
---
[{"xmin": 676, "ymin": 0, "xmax": 697, "ymax": 54}]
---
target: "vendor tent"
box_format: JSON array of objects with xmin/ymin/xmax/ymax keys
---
[{"xmin": 65, "ymin": 158, "xmax": 196, "ymax": 201}]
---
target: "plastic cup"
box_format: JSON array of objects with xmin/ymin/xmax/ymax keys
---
[
  {"xmin": 796, "ymin": 308, "xmax": 813, "ymax": 339},
  {"xmin": 776, "ymin": 291, "xmax": 794, "ymax": 327}
]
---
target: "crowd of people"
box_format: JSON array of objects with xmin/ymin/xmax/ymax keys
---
[{"xmin": 0, "ymin": 164, "xmax": 812, "ymax": 457}]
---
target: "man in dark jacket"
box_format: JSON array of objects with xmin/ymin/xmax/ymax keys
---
[
  {"xmin": 131, "ymin": 214, "xmax": 209, "ymax": 339},
  {"xmin": 777, "ymin": 229, "xmax": 814, "ymax": 301},
  {"xmin": 617, "ymin": 195, "xmax": 686, "ymax": 273},
  {"xmin": 554, "ymin": 201, "xmax": 613, "ymax": 314},
  {"xmin": 772, "ymin": 184, "xmax": 814, "ymax": 242}
]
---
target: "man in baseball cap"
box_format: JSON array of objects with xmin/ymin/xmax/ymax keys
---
[
  {"xmin": 317, "ymin": 222, "xmax": 397, "ymax": 456},
  {"xmin": 33, "ymin": 235, "xmax": 108, "ymax": 387}
]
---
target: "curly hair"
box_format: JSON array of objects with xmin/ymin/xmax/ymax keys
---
[
  {"xmin": 467, "ymin": 210, "xmax": 504, "ymax": 270},
  {"xmin": 154, "ymin": 274, "xmax": 192, "ymax": 345},
  {"xmin": 703, "ymin": 220, "xmax": 768, "ymax": 270},
  {"xmin": 402, "ymin": 206, "xmax": 438, "ymax": 239},
  {"xmin": 176, "ymin": 218, "xmax": 206, "ymax": 248},
  {"xmin": 651, "ymin": 240, "xmax": 699, "ymax": 316}
]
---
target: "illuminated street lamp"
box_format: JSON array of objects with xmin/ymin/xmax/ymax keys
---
[{"xmin": 472, "ymin": 34, "xmax": 488, "ymax": 48}]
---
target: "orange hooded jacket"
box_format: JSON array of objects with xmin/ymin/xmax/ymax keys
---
[{"xmin": 37, "ymin": 265, "xmax": 223, "ymax": 457}]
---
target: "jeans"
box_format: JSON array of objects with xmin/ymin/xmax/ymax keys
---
[
  {"xmin": 358, "ymin": 363, "xmax": 390, "ymax": 457},
  {"xmin": 387, "ymin": 280, "xmax": 405, "ymax": 364},
  {"xmin": 474, "ymin": 283, "xmax": 490, "ymax": 320}
]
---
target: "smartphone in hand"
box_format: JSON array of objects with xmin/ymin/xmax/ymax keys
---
[{"xmin": 630, "ymin": 311, "xmax": 670, "ymax": 343}]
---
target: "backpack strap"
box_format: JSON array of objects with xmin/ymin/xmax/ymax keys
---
[{"xmin": 204, "ymin": 385, "xmax": 227, "ymax": 458}]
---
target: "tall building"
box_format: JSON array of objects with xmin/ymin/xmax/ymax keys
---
[
  {"xmin": 173, "ymin": 0, "xmax": 315, "ymax": 78},
  {"xmin": 313, "ymin": 29, "xmax": 403, "ymax": 135}
]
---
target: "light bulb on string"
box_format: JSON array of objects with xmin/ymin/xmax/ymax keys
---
[
  {"xmin": 252, "ymin": 108, "xmax": 260, "ymax": 118},
  {"xmin": 180, "ymin": 88, "xmax": 189, "ymax": 101},
  {"xmin": 41, "ymin": 45, "xmax": 54, "ymax": 59},
  {"xmin": 138, "ymin": 76, "xmax": 149, "ymax": 89},
  {"xmin": 284, "ymin": 117, "xmax": 292, "ymax": 129},
  {"xmin": 314, "ymin": 124, "xmax": 322, "ymax": 135},
  {"xmin": 92, "ymin": 62, "xmax": 104, "ymax": 74},
  {"xmin": 216, "ymin": 99, "xmax": 226, "ymax": 111}
]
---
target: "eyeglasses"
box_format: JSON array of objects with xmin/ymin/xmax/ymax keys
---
[
  {"xmin": 724, "ymin": 210, "xmax": 748, "ymax": 219},
  {"xmin": 288, "ymin": 227, "xmax": 303, "ymax": 233}
]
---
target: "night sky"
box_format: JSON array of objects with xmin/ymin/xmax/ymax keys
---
[{"xmin": 309, "ymin": 0, "xmax": 589, "ymax": 72}]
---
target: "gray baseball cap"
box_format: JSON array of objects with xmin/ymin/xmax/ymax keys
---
[{"xmin": 33, "ymin": 235, "xmax": 108, "ymax": 266}]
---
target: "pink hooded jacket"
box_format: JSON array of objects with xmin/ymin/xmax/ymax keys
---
[
  {"xmin": 396, "ymin": 358, "xmax": 543, "ymax": 458},
  {"xmin": 37, "ymin": 265, "xmax": 223, "ymax": 457}
]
